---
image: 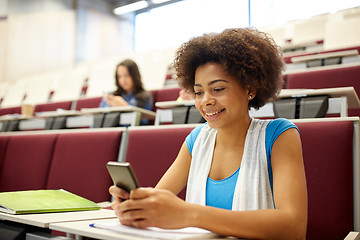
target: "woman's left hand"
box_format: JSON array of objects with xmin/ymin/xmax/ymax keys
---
[{"xmin": 117, "ymin": 187, "xmax": 193, "ymax": 229}]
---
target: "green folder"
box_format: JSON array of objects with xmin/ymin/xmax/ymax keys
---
[{"xmin": 0, "ymin": 189, "xmax": 101, "ymax": 214}]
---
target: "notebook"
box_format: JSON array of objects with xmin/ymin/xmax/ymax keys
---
[{"xmin": 0, "ymin": 189, "xmax": 100, "ymax": 214}]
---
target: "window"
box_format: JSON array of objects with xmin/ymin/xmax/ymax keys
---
[
  {"xmin": 135, "ymin": 0, "xmax": 249, "ymax": 52},
  {"xmin": 135, "ymin": 0, "xmax": 360, "ymax": 51}
]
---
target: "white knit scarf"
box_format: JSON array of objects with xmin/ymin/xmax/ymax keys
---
[{"xmin": 186, "ymin": 118, "xmax": 274, "ymax": 211}]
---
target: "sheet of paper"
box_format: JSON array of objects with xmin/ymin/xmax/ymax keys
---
[{"xmin": 91, "ymin": 220, "xmax": 221, "ymax": 239}]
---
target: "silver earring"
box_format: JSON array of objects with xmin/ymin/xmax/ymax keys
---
[{"xmin": 249, "ymin": 95, "xmax": 252, "ymax": 100}]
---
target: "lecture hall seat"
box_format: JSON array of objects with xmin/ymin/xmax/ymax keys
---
[
  {"xmin": 0, "ymin": 106, "xmax": 21, "ymax": 116},
  {"xmin": 124, "ymin": 125, "xmax": 196, "ymax": 200},
  {"xmin": 295, "ymin": 120, "xmax": 354, "ymax": 240},
  {"xmin": 33, "ymin": 100, "xmax": 73, "ymax": 114},
  {"xmin": 74, "ymin": 96, "xmax": 102, "ymax": 111},
  {"xmin": 287, "ymin": 65, "xmax": 360, "ymax": 116},
  {"xmin": 0, "ymin": 135, "xmax": 9, "ymax": 176},
  {"xmin": 45, "ymin": 130, "xmax": 123, "ymax": 203},
  {"xmin": 0, "ymin": 134, "xmax": 58, "ymax": 192},
  {"xmin": 152, "ymin": 87, "xmax": 180, "ymax": 111}
]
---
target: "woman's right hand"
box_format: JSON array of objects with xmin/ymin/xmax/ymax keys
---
[{"xmin": 109, "ymin": 185, "xmax": 130, "ymax": 219}]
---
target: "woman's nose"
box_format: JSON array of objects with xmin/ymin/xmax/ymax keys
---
[{"xmin": 201, "ymin": 92, "xmax": 215, "ymax": 106}]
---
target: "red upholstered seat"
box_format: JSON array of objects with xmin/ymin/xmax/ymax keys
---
[
  {"xmin": 155, "ymin": 87, "xmax": 180, "ymax": 102},
  {"xmin": 0, "ymin": 135, "xmax": 9, "ymax": 176},
  {"xmin": 0, "ymin": 106, "xmax": 21, "ymax": 116},
  {"xmin": 46, "ymin": 131, "xmax": 122, "ymax": 203},
  {"xmin": 75, "ymin": 97, "xmax": 102, "ymax": 110},
  {"xmin": 0, "ymin": 134, "xmax": 58, "ymax": 192},
  {"xmin": 295, "ymin": 121, "xmax": 354, "ymax": 240},
  {"xmin": 152, "ymin": 87, "xmax": 180, "ymax": 111},
  {"xmin": 34, "ymin": 100, "xmax": 73, "ymax": 113},
  {"xmin": 125, "ymin": 126, "xmax": 195, "ymax": 200},
  {"xmin": 287, "ymin": 65, "xmax": 360, "ymax": 116}
]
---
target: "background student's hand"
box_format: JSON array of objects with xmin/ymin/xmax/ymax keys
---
[
  {"xmin": 116, "ymin": 187, "xmax": 193, "ymax": 229},
  {"xmin": 106, "ymin": 94, "xmax": 129, "ymax": 107}
]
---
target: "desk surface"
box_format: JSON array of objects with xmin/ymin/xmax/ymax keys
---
[
  {"xmin": 35, "ymin": 110, "xmax": 81, "ymax": 118},
  {"xmin": 0, "ymin": 208, "xmax": 116, "ymax": 228},
  {"xmin": 50, "ymin": 219, "xmax": 141, "ymax": 240},
  {"xmin": 50, "ymin": 218, "xmax": 227, "ymax": 240},
  {"xmin": 81, "ymin": 106, "xmax": 156, "ymax": 119},
  {"xmin": 281, "ymin": 40, "xmax": 322, "ymax": 51},
  {"xmin": 279, "ymin": 87, "xmax": 360, "ymax": 109},
  {"xmin": 155, "ymin": 87, "xmax": 360, "ymax": 109}
]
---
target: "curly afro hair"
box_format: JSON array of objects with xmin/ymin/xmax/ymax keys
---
[{"xmin": 173, "ymin": 28, "xmax": 285, "ymax": 110}]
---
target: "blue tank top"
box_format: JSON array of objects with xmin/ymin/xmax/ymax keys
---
[{"xmin": 186, "ymin": 118, "xmax": 298, "ymax": 209}]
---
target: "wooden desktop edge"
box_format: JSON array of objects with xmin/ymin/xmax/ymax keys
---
[{"xmin": 80, "ymin": 106, "xmax": 156, "ymax": 119}]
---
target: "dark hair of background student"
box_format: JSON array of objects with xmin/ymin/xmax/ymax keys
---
[{"xmin": 113, "ymin": 59, "xmax": 148, "ymax": 108}]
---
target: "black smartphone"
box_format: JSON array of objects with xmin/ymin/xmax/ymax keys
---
[{"xmin": 106, "ymin": 161, "xmax": 140, "ymax": 193}]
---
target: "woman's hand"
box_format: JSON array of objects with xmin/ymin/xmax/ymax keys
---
[
  {"xmin": 106, "ymin": 94, "xmax": 129, "ymax": 107},
  {"xmin": 109, "ymin": 185, "xmax": 130, "ymax": 219},
  {"xmin": 117, "ymin": 187, "xmax": 193, "ymax": 229}
]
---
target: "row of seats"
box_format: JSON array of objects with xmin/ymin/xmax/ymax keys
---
[
  {"xmin": 1, "ymin": 63, "xmax": 360, "ymax": 128},
  {"xmin": 284, "ymin": 45, "xmax": 360, "ymax": 64},
  {"xmin": 0, "ymin": 118, "xmax": 359, "ymax": 240},
  {"xmin": 0, "ymin": 87, "xmax": 181, "ymax": 117},
  {"xmin": 285, "ymin": 64, "xmax": 360, "ymax": 116}
]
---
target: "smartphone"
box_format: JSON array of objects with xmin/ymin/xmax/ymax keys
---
[{"xmin": 106, "ymin": 161, "xmax": 140, "ymax": 193}]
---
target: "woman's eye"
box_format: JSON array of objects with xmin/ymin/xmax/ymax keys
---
[
  {"xmin": 214, "ymin": 88, "xmax": 225, "ymax": 92},
  {"xmin": 194, "ymin": 91, "xmax": 203, "ymax": 96}
]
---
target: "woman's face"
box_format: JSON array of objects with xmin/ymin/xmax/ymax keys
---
[
  {"xmin": 117, "ymin": 65, "xmax": 134, "ymax": 93},
  {"xmin": 194, "ymin": 63, "xmax": 251, "ymax": 129}
]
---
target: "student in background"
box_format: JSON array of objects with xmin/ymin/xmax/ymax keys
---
[
  {"xmin": 110, "ymin": 28, "xmax": 307, "ymax": 239},
  {"xmin": 100, "ymin": 59, "xmax": 153, "ymax": 124}
]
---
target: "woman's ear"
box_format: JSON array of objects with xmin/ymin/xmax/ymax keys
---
[{"xmin": 247, "ymin": 87, "xmax": 257, "ymax": 100}]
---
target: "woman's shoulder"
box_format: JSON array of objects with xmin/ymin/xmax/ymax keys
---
[
  {"xmin": 266, "ymin": 118, "xmax": 298, "ymax": 141},
  {"xmin": 268, "ymin": 118, "xmax": 297, "ymax": 130}
]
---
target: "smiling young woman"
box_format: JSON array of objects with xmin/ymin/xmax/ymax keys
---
[{"xmin": 109, "ymin": 28, "xmax": 308, "ymax": 240}]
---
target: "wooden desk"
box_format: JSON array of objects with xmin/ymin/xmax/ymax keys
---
[
  {"xmin": 250, "ymin": 87, "xmax": 360, "ymax": 118},
  {"xmin": 155, "ymin": 100, "xmax": 196, "ymax": 125},
  {"xmin": 0, "ymin": 115, "xmax": 31, "ymax": 131},
  {"xmin": 7, "ymin": 106, "xmax": 155, "ymax": 131},
  {"xmin": 281, "ymin": 40, "xmax": 322, "ymax": 52},
  {"xmin": 66, "ymin": 106, "xmax": 156, "ymax": 128}
]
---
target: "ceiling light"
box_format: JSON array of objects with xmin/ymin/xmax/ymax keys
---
[
  {"xmin": 151, "ymin": 0, "xmax": 172, "ymax": 4},
  {"xmin": 113, "ymin": 1, "xmax": 149, "ymax": 15}
]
